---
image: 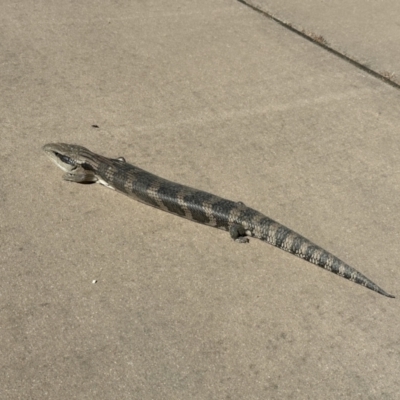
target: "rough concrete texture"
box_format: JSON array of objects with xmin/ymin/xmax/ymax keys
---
[
  {"xmin": 245, "ymin": 0, "xmax": 400, "ymax": 84},
  {"xmin": 1, "ymin": 1, "xmax": 400, "ymax": 399}
]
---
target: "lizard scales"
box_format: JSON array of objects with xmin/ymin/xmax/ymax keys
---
[{"xmin": 43, "ymin": 143, "xmax": 394, "ymax": 298}]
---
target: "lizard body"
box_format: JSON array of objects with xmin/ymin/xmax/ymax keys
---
[{"xmin": 43, "ymin": 143, "xmax": 394, "ymax": 298}]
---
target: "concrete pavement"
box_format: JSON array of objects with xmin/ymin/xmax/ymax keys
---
[
  {"xmin": 1, "ymin": 1, "xmax": 399, "ymax": 398},
  {"xmin": 244, "ymin": 0, "xmax": 400, "ymax": 85}
]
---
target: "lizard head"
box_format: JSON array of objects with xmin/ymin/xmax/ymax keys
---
[
  {"xmin": 42, "ymin": 143, "xmax": 91, "ymax": 173},
  {"xmin": 42, "ymin": 143, "xmax": 99, "ymax": 183}
]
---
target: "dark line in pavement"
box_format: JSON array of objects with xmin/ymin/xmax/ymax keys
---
[{"xmin": 236, "ymin": 0, "xmax": 400, "ymax": 90}]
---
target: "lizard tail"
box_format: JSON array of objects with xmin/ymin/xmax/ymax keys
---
[{"xmin": 253, "ymin": 218, "xmax": 394, "ymax": 298}]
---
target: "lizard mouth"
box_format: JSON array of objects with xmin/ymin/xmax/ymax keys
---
[
  {"xmin": 54, "ymin": 152, "xmax": 76, "ymax": 167},
  {"xmin": 43, "ymin": 147, "xmax": 78, "ymax": 173}
]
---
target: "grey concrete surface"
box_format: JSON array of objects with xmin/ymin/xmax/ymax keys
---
[
  {"xmin": 245, "ymin": 0, "xmax": 400, "ymax": 83},
  {"xmin": 1, "ymin": 0, "xmax": 400, "ymax": 399}
]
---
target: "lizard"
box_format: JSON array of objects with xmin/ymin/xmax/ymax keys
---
[{"xmin": 42, "ymin": 143, "xmax": 394, "ymax": 298}]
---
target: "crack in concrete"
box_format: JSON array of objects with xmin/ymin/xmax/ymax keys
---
[{"xmin": 237, "ymin": 0, "xmax": 400, "ymax": 90}]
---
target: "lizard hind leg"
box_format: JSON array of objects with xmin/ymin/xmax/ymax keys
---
[{"xmin": 229, "ymin": 224, "xmax": 250, "ymax": 243}]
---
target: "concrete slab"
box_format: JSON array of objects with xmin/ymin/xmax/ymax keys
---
[
  {"xmin": 242, "ymin": 0, "xmax": 400, "ymax": 85},
  {"xmin": 1, "ymin": 0, "xmax": 400, "ymax": 399}
]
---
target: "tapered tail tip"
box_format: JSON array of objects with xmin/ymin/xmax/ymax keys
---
[{"xmin": 377, "ymin": 288, "xmax": 395, "ymax": 298}]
